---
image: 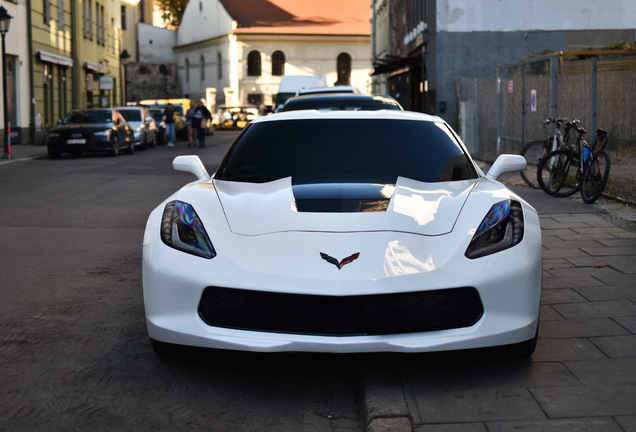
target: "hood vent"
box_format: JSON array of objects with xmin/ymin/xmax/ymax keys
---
[{"xmin": 292, "ymin": 183, "xmax": 395, "ymax": 213}]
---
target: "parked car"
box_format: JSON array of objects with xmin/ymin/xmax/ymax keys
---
[
  {"xmin": 140, "ymin": 103, "xmax": 187, "ymax": 141},
  {"xmin": 215, "ymin": 106, "xmax": 259, "ymax": 129},
  {"xmin": 115, "ymin": 107, "xmax": 157, "ymax": 150},
  {"xmin": 279, "ymin": 93, "xmax": 404, "ymax": 112},
  {"xmin": 143, "ymin": 110, "xmax": 541, "ymax": 357},
  {"xmin": 147, "ymin": 108, "xmax": 166, "ymax": 145},
  {"xmin": 46, "ymin": 108, "xmax": 135, "ymax": 158},
  {"xmin": 295, "ymin": 85, "xmax": 359, "ymax": 96}
]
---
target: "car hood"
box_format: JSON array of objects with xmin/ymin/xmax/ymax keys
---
[
  {"xmin": 50, "ymin": 123, "xmax": 112, "ymax": 132},
  {"xmin": 212, "ymin": 177, "xmax": 478, "ymax": 236}
]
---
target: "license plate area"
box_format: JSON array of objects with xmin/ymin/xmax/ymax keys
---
[{"xmin": 67, "ymin": 139, "xmax": 86, "ymax": 144}]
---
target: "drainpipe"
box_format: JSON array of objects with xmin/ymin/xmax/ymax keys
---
[{"xmin": 26, "ymin": 0, "xmax": 35, "ymax": 142}]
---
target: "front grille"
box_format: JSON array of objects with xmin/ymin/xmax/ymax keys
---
[{"xmin": 198, "ymin": 286, "xmax": 483, "ymax": 336}]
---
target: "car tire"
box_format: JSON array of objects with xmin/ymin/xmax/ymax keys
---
[
  {"xmin": 150, "ymin": 338, "xmax": 186, "ymax": 357},
  {"xmin": 109, "ymin": 137, "xmax": 119, "ymax": 157},
  {"xmin": 491, "ymin": 327, "xmax": 538, "ymax": 358}
]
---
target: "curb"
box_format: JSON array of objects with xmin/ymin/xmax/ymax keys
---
[{"xmin": 358, "ymin": 362, "xmax": 412, "ymax": 432}]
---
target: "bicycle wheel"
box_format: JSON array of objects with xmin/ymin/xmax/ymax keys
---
[
  {"xmin": 581, "ymin": 150, "xmax": 611, "ymax": 204},
  {"xmin": 519, "ymin": 140, "xmax": 547, "ymax": 188},
  {"xmin": 537, "ymin": 149, "xmax": 581, "ymax": 197}
]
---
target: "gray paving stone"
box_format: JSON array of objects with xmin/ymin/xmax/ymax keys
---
[
  {"xmin": 590, "ymin": 334, "xmax": 636, "ymax": 358},
  {"xmin": 462, "ymin": 361, "xmax": 581, "ymax": 388},
  {"xmin": 580, "ymin": 245, "xmax": 636, "ymax": 257},
  {"xmin": 543, "ymin": 258, "xmax": 576, "ymax": 270},
  {"xmin": 538, "ymin": 318, "xmax": 629, "ymax": 339},
  {"xmin": 542, "ymin": 276, "xmax": 608, "ymax": 290},
  {"xmin": 565, "ymin": 358, "xmax": 636, "ymax": 385},
  {"xmin": 414, "ymin": 423, "xmax": 487, "ymax": 432},
  {"xmin": 539, "ymin": 305, "xmax": 564, "ymax": 321},
  {"xmin": 592, "ymin": 271, "xmax": 636, "ymax": 286},
  {"xmin": 544, "ymin": 265, "xmax": 622, "ymax": 280},
  {"xmin": 367, "ymin": 417, "xmax": 412, "ymax": 432},
  {"xmin": 565, "ymin": 256, "xmax": 636, "ymax": 273},
  {"xmin": 553, "ymin": 300, "xmax": 636, "ymax": 319},
  {"xmin": 616, "ymin": 415, "xmax": 636, "ymax": 432},
  {"xmin": 541, "ymin": 288, "xmax": 588, "ymax": 305},
  {"xmin": 542, "ymin": 248, "xmax": 588, "ymax": 259},
  {"xmin": 531, "ymin": 338, "xmax": 606, "ymax": 362},
  {"xmin": 530, "ymin": 385, "xmax": 636, "ymax": 418},
  {"xmin": 576, "ymin": 285, "xmax": 636, "ymax": 302},
  {"xmin": 596, "ymin": 238, "xmax": 636, "ymax": 248},
  {"xmin": 409, "ymin": 387, "xmax": 545, "ymax": 423},
  {"xmin": 486, "ymin": 417, "xmax": 623, "ymax": 432},
  {"xmin": 615, "ymin": 316, "xmax": 636, "ymax": 332}
]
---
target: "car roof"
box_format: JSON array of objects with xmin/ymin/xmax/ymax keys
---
[
  {"xmin": 296, "ymin": 85, "xmax": 358, "ymax": 95},
  {"xmin": 281, "ymin": 93, "xmax": 404, "ymax": 111},
  {"xmin": 252, "ymin": 109, "xmax": 442, "ymax": 124}
]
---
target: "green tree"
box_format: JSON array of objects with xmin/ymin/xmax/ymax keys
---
[{"xmin": 155, "ymin": 0, "xmax": 189, "ymax": 29}]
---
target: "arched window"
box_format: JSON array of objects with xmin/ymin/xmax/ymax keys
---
[
  {"xmin": 271, "ymin": 50, "xmax": 285, "ymax": 76},
  {"xmin": 337, "ymin": 53, "xmax": 351, "ymax": 86},
  {"xmin": 200, "ymin": 56, "xmax": 205, "ymax": 81},
  {"xmin": 247, "ymin": 50, "xmax": 261, "ymax": 76},
  {"xmin": 185, "ymin": 58, "xmax": 190, "ymax": 82},
  {"xmin": 217, "ymin": 52, "xmax": 222, "ymax": 80}
]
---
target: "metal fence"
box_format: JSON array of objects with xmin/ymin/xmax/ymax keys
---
[{"xmin": 459, "ymin": 53, "xmax": 636, "ymax": 162}]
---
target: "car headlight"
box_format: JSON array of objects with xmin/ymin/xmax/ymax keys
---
[
  {"xmin": 465, "ymin": 199, "xmax": 524, "ymax": 259},
  {"xmin": 161, "ymin": 200, "xmax": 216, "ymax": 259}
]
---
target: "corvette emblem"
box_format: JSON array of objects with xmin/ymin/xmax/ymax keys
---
[{"xmin": 320, "ymin": 252, "xmax": 360, "ymax": 270}]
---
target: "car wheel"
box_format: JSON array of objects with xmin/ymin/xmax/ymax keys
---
[
  {"xmin": 109, "ymin": 137, "xmax": 119, "ymax": 157},
  {"xmin": 150, "ymin": 134, "xmax": 157, "ymax": 148},
  {"xmin": 491, "ymin": 327, "xmax": 538, "ymax": 358},
  {"xmin": 150, "ymin": 338, "xmax": 186, "ymax": 357}
]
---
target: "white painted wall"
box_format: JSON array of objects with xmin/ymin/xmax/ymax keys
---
[
  {"xmin": 174, "ymin": 0, "xmax": 372, "ymax": 108},
  {"xmin": 177, "ymin": 0, "xmax": 234, "ymax": 45},
  {"xmin": 437, "ymin": 0, "xmax": 636, "ymax": 32},
  {"xmin": 138, "ymin": 23, "xmax": 177, "ymax": 63},
  {"xmin": 2, "ymin": 0, "xmax": 30, "ymax": 139}
]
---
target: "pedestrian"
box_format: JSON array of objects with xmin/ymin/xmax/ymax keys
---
[
  {"xmin": 162, "ymin": 103, "xmax": 176, "ymax": 147},
  {"xmin": 185, "ymin": 101, "xmax": 196, "ymax": 148},
  {"xmin": 192, "ymin": 100, "xmax": 212, "ymax": 148}
]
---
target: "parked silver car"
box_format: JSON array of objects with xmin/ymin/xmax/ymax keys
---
[{"xmin": 115, "ymin": 107, "xmax": 157, "ymax": 150}]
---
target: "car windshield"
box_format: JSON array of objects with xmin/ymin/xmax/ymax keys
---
[
  {"xmin": 215, "ymin": 119, "xmax": 477, "ymax": 184},
  {"xmin": 117, "ymin": 109, "xmax": 142, "ymax": 122},
  {"xmin": 148, "ymin": 109, "xmax": 163, "ymax": 122},
  {"xmin": 64, "ymin": 110, "xmax": 112, "ymax": 124}
]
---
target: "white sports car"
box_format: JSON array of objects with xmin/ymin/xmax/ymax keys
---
[{"xmin": 143, "ymin": 110, "xmax": 542, "ymax": 357}]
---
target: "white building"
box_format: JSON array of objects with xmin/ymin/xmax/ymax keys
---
[{"xmin": 174, "ymin": 0, "xmax": 372, "ymax": 111}]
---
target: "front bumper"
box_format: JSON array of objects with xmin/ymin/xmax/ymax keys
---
[{"xmin": 143, "ymin": 223, "xmax": 542, "ymax": 353}]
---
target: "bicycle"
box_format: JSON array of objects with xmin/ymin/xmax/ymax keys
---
[
  {"xmin": 536, "ymin": 124, "xmax": 611, "ymax": 203},
  {"xmin": 519, "ymin": 118, "xmax": 576, "ymax": 188}
]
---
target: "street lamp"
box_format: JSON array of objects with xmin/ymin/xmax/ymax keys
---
[
  {"xmin": 120, "ymin": 49, "xmax": 131, "ymax": 105},
  {"xmin": 0, "ymin": 6, "xmax": 13, "ymax": 159}
]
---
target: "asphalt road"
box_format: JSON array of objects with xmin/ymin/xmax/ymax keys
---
[
  {"xmin": 2, "ymin": 134, "xmax": 634, "ymax": 432},
  {"xmin": 0, "ymin": 132, "xmax": 360, "ymax": 431}
]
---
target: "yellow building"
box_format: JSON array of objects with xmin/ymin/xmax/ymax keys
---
[
  {"xmin": 29, "ymin": 0, "xmax": 123, "ymax": 143},
  {"xmin": 72, "ymin": 0, "xmax": 123, "ymax": 109},
  {"xmin": 30, "ymin": 0, "xmax": 74, "ymax": 139}
]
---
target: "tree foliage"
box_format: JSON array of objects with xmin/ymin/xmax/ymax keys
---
[{"xmin": 155, "ymin": 0, "xmax": 189, "ymax": 29}]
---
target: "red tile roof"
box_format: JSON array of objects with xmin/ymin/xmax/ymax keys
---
[{"xmin": 219, "ymin": 0, "xmax": 370, "ymax": 35}]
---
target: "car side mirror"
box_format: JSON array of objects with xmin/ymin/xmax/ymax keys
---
[
  {"xmin": 173, "ymin": 155, "xmax": 210, "ymax": 180},
  {"xmin": 486, "ymin": 154, "xmax": 527, "ymax": 181}
]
